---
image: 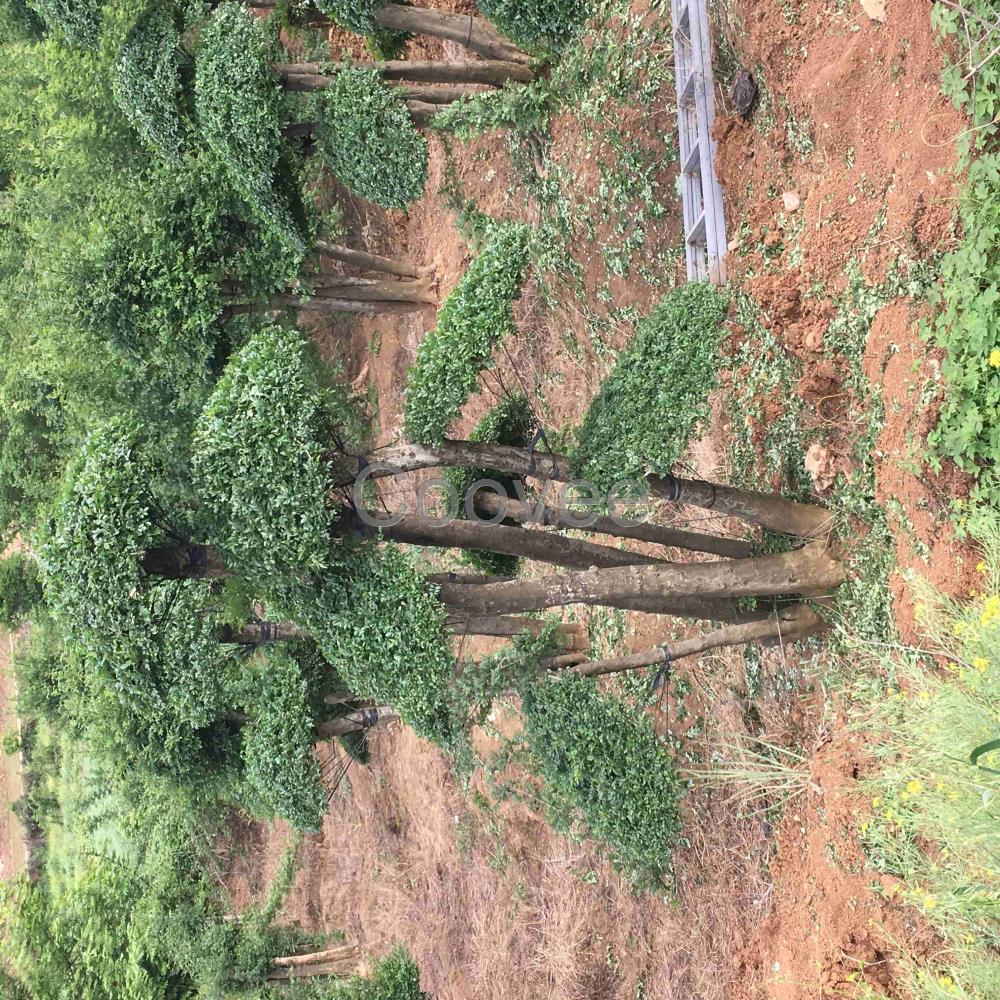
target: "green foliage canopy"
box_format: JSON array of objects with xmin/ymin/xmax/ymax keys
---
[
  {"xmin": 194, "ymin": 2, "xmax": 304, "ymax": 253},
  {"xmin": 239, "ymin": 647, "xmax": 327, "ymax": 832},
  {"xmin": 403, "ymin": 221, "xmax": 532, "ymax": 445},
  {"xmin": 113, "ymin": 4, "xmax": 186, "ymax": 161},
  {"xmin": 316, "ymin": 66, "xmax": 428, "ymax": 209},
  {"xmin": 477, "ymin": 0, "xmax": 592, "ymax": 54},
  {"xmin": 193, "ymin": 325, "xmax": 339, "ymax": 583},
  {"xmin": 27, "ymin": 0, "xmax": 99, "ymax": 47},
  {"xmin": 520, "ymin": 674, "xmax": 684, "ymax": 886},
  {"xmin": 0, "ymin": 551, "xmax": 43, "ymax": 628},
  {"xmin": 573, "ymin": 282, "xmax": 729, "ymax": 492}
]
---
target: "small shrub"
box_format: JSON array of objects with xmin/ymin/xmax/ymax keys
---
[
  {"xmin": 0, "ymin": 0, "xmax": 45, "ymax": 42},
  {"xmin": 278, "ymin": 544, "xmax": 457, "ymax": 750},
  {"xmin": 443, "ymin": 393, "xmax": 534, "ymax": 576},
  {"xmin": 403, "ymin": 222, "xmax": 532, "ymax": 445},
  {"xmin": 927, "ymin": 1, "xmax": 1000, "ymax": 505},
  {"xmin": 316, "ymin": 67, "xmax": 428, "ymax": 209},
  {"xmin": 477, "ymin": 0, "xmax": 592, "ymax": 54},
  {"xmin": 194, "ymin": 2, "xmax": 303, "ymax": 252},
  {"xmin": 240, "ymin": 648, "xmax": 327, "ymax": 832},
  {"xmin": 520, "ymin": 674, "xmax": 684, "ymax": 887},
  {"xmin": 113, "ymin": 6, "xmax": 186, "ymax": 162},
  {"xmin": 312, "ymin": 0, "xmax": 377, "ymax": 35},
  {"xmin": 0, "ymin": 731, "xmax": 19, "ymax": 756},
  {"xmin": 192, "ymin": 325, "xmax": 338, "ymax": 583},
  {"xmin": 0, "ymin": 552, "xmax": 42, "ymax": 629},
  {"xmin": 27, "ymin": 0, "xmax": 99, "ymax": 46},
  {"xmin": 573, "ymin": 282, "xmax": 729, "ymax": 492}
]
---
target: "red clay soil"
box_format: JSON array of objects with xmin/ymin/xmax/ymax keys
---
[{"xmin": 713, "ymin": 0, "xmax": 979, "ymax": 644}]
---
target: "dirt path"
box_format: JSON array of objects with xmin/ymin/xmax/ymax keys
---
[{"xmin": 0, "ymin": 631, "xmax": 26, "ymax": 882}]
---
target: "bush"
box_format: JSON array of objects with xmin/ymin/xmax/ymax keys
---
[
  {"xmin": 27, "ymin": 0, "xmax": 98, "ymax": 47},
  {"xmin": 277, "ymin": 544, "xmax": 457, "ymax": 750},
  {"xmin": 443, "ymin": 393, "xmax": 534, "ymax": 576},
  {"xmin": 113, "ymin": 5, "xmax": 186, "ymax": 161},
  {"xmin": 240, "ymin": 648, "xmax": 327, "ymax": 832},
  {"xmin": 312, "ymin": 0, "xmax": 377, "ymax": 35},
  {"xmin": 0, "ymin": 0, "xmax": 45, "ymax": 42},
  {"xmin": 573, "ymin": 282, "xmax": 729, "ymax": 492},
  {"xmin": 477, "ymin": 0, "xmax": 592, "ymax": 54},
  {"xmin": 403, "ymin": 222, "xmax": 532, "ymax": 444},
  {"xmin": 0, "ymin": 552, "xmax": 42, "ymax": 628},
  {"xmin": 194, "ymin": 2, "xmax": 303, "ymax": 252},
  {"xmin": 316, "ymin": 67, "xmax": 428, "ymax": 209},
  {"xmin": 926, "ymin": 2, "xmax": 1000, "ymax": 505},
  {"xmin": 192, "ymin": 325, "xmax": 338, "ymax": 583},
  {"xmin": 520, "ymin": 674, "xmax": 684, "ymax": 886}
]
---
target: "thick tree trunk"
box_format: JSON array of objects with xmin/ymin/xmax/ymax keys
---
[
  {"xmin": 311, "ymin": 278, "xmax": 437, "ymax": 305},
  {"xmin": 276, "ymin": 59, "xmax": 536, "ymax": 85},
  {"xmin": 352, "ymin": 510, "xmax": 667, "ymax": 571},
  {"xmin": 448, "ymin": 614, "xmax": 588, "ymax": 649},
  {"xmin": 365, "ymin": 441, "xmax": 832, "ymax": 538},
  {"xmin": 315, "ymin": 706, "xmax": 399, "ymax": 739},
  {"xmin": 471, "ymin": 491, "xmax": 753, "ymax": 560},
  {"xmin": 426, "ymin": 572, "xmax": 513, "ymax": 586},
  {"xmin": 272, "ymin": 944, "xmax": 361, "ymax": 977},
  {"xmin": 372, "ymin": 4, "xmax": 534, "ymax": 64},
  {"xmin": 282, "ymin": 72, "xmax": 485, "ymax": 105},
  {"xmin": 315, "ymin": 239, "xmax": 428, "ymax": 280},
  {"xmin": 435, "ymin": 543, "xmax": 844, "ymax": 617},
  {"xmin": 405, "ymin": 99, "xmax": 444, "ymax": 127},
  {"xmin": 143, "ymin": 545, "xmax": 229, "ymax": 580},
  {"xmin": 567, "ymin": 606, "xmax": 824, "ymax": 678},
  {"xmin": 272, "ymin": 292, "xmax": 430, "ymax": 316}
]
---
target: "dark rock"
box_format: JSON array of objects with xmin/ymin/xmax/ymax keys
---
[{"xmin": 730, "ymin": 70, "xmax": 759, "ymax": 119}]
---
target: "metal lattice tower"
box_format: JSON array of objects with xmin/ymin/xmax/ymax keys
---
[{"xmin": 671, "ymin": 0, "xmax": 728, "ymax": 284}]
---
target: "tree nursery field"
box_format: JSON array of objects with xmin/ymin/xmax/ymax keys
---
[{"xmin": 0, "ymin": 0, "xmax": 998, "ymax": 997}]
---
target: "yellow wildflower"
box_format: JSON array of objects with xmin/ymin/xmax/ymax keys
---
[
  {"xmin": 990, "ymin": 348, "xmax": 1000, "ymax": 368},
  {"xmin": 860, "ymin": 821, "xmax": 870, "ymax": 834},
  {"xmin": 938, "ymin": 974, "xmax": 953, "ymax": 988},
  {"xmin": 885, "ymin": 808, "xmax": 895, "ymax": 822},
  {"xmin": 977, "ymin": 561, "xmax": 987, "ymax": 573},
  {"xmin": 953, "ymin": 621, "xmax": 966, "ymax": 636},
  {"xmin": 907, "ymin": 779, "xmax": 924, "ymax": 795},
  {"xmin": 924, "ymin": 895, "xmax": 938, "ymax": 910},
  {"xmin": 982, "ymin": 594, "xmax": 1000, "ymax": 627},
  {"xmin": 872, "ymin": 796, "xmax": 883, "ymax": 807},
  {"xmin": 974, "ymin": 657, "xmax": 989, "ymax": 673}
]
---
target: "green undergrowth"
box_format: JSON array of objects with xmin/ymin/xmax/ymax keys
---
[
  {"xmin": 925, "ymin": 1, "xmax": 1000, "ymax": 508},
  {"xmin": 843, "ymin": 510, "xmax": 1000, "ymax": 998}
]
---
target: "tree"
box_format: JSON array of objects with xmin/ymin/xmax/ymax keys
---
[{"xmin": 0, "ymin": 550, "xmax": 42, "ymax": 628}]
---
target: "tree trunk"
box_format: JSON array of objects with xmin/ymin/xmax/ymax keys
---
[
  {"xmin": 142, "ymin": 545, "xmax": 229, "ymax": 580},
  {"xmin": 426, "ymin": 572, "xmax": 513, "ymax": 586},
  {"xmin": 398, "ymin": 83, "xmax": 487, "ymax": 104},
  {"xmin": 365, "ymin": 441, "xmax": 832, "ymax": 538},
  {"xmin": 220, "ymin": 621, "xmax": 309, "ymax": 644},
  {"xmin": 272, "ymin": 944, "xmax": 360, "ymax": 976},
  {"xmin": 448, "ymin": 614, "xmax": 588, "ymax": 649},
  {"xmin": 405, "ymin": 99, "xmax": 444, "ymax": 127},
  {"xmin": 566, "ymin": 606, "xmax": 824, "ymax": 678},
  {"xmin": 275, "ymin": 59, "xmax": 536, "ymax": 85},
  {"xmin": 316, "ymin": 239, "xmax": 428, "ymax": 280},
  {"xmin": 272, "ymin": 293, "xmax": 430, "ymax": 316},
  {"xmin": 471, "ymin": 490, "xmax": 753, "ymax": 560},
  {"xmin": 372, "ymin": 4, "xmax": 534, "ymax": 64},
  {"xmin": 351, "ymin": 510, "xmax": 667, "ymax": 571},
  {"xmin": 434, "ymin": 542, "xmax": 844, "ymax": 617},
  {"xmin": 311, "ymin": 278, "xmax": 436, "ymax": 305},
  {"xmin": 315, "ymin": 706, "xmax": 399, "ymax": 739}
]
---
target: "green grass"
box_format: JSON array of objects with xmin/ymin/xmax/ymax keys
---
[{"xmin": 843, "ymin": 511, "xmax": 1000, "ymax": 998}]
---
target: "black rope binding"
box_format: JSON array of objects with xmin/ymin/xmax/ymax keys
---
[
  {"xmin": 360, "ymin": 708, "xmax": 380, "ymax": 729},
  {"xmin": 526, "ymin": 427, "xmax": 559, "ymax": 480},
  {"xmin": 650, "ymin": 644, "xmax": 672, "ymax": 695},
  {"xmin": 259, "ymin": 621, "xmax": 277, "ymax": 642}
]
